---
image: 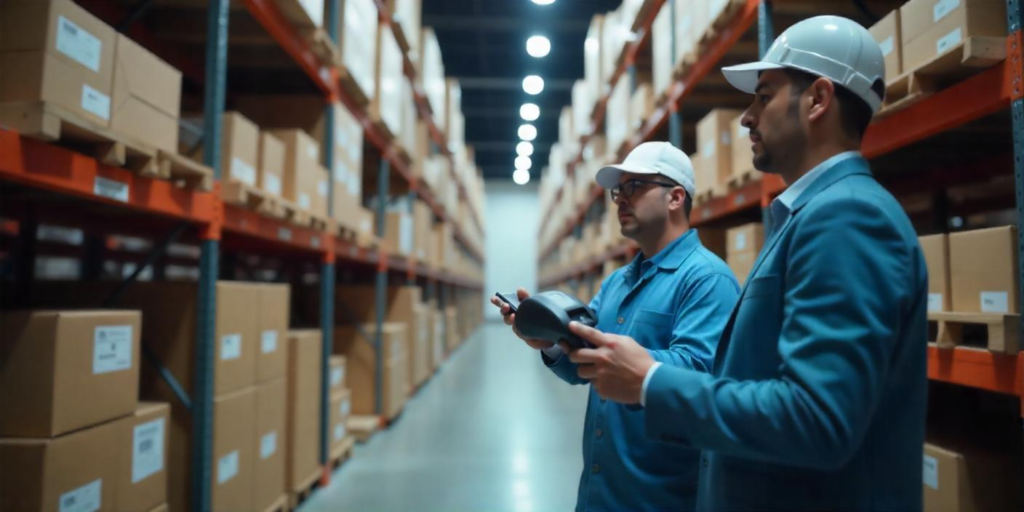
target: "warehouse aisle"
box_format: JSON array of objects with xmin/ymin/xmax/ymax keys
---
[{"xmin": 301, "ymin": 322, "xmax": 589, "ymax": 511}]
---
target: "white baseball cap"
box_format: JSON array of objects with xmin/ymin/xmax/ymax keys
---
[
  {"xmin": 721, "ymin": 15, "xmax": 886, "ymax": 113},
  {"xmin": 595, "ymin": 142, "xmax": 695, "ymax": 197}
]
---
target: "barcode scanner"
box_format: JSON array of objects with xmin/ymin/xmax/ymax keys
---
[{"xmin": 513, "ymin": 291, "xmax": 598, "ymax": 350}]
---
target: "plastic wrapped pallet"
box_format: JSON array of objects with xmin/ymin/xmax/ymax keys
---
[
  {"xmin": 419, "ymin": 28, "xmax": 446, "ymax": 129},
  {"xmin": 573, "ymin": 79, "xmax": 594, "ymax": 138},
  {"xmin": 652, "ymin": 5, "xmax": 673, "ymax": 98},
  {"xmin": 340, "ymin": 0, "xmax": 378, "ymax": 101},
  {"xmin": 373, "ymin": 23, "xmax": 404, "ymax": 138},
  {"xmin": 605, "ymin": 75, "xmax": 632, "ymax": 160},
  {"xmin": 584, "ymin": 15, "xmax": 605, "ymax": 103}
]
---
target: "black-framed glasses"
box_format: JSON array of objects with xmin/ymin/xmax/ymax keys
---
[{"xmin": 610, "ymin": 179, "xmax": 677, "ymax": 202}]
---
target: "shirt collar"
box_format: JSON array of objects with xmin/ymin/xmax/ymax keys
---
[
  {"xmin": 628, "ymin": 229, "xmax": 700, "ymax": 277},
  {"xmin": 771, "ymin": 151, "xmax": 861, "ymax": 225}
]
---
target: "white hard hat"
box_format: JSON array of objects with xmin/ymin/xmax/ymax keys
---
[
  {"xmin": 722, "ymin": 15, "xmax": 886, "ymax": 113},
  {"xmin": 596, "ymin": 142, "xmax": 695, "ymax": 197}
]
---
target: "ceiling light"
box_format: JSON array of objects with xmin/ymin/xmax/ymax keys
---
[
  {"xmin": 515, "ymin": 156, "xmax": 532, "ymax": 170},
  {"xmin": 520, "ymin": 103, "xmax": 540, "ymax": 121},
  {"xmin": 513, "ymin": 169, "xmax": 531, "ymax": 185},
  {"xmin": 531, "ymin": 0, "xmax": 555, "ymax": 4},
  {"xmin": 518, "ymin": 124, "xmax": 537, "ymax": 141},
  {"xmin": 526, "ymin": 36, "xmax": 551, "ymax": 58},
  {"xmin": 516, "ymin": 141, "xmax": 534, "ymax": 156},
  {"xmin": 523, "ymin": 75, "xmax": 544, "ymax": 95}
]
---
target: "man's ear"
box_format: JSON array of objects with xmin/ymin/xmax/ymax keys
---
[
  {"xmin": 808, "ymin": 77, "xmax": 835, "ymax": 123},
  {"xmin": 667, "ymin": 187, "xmax": 686, "ymax": 211}
]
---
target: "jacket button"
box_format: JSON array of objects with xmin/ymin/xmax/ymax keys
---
[
  {"xmin": 592, "ymin": 464, "xmax": 601, "ymax": 474},
  {"xmin": 595, "ymin": 429, "xmax": 603, "ymax": 438},
  {"xmin": 617, "ymin": 316, "xmax": 625, "ymax": 324}
]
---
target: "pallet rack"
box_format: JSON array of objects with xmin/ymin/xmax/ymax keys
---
[
  {"xmin": 538, "ymin": 0, "xmax": 1024, "ymax": 414},
  {"xmin": 0, "ymin": 0, "xmax": 484, "ymax": 509}
]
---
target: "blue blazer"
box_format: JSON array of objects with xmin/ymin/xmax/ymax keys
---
[{"xmin": 644, "ymin": 157, "xmax": 928, "ymax": 511}]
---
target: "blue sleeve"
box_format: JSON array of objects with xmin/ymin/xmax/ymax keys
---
[
  {"xmin": 648, "ymin": 273, "xmax": 738, "ymax": 374},
  {"xmin": 644, "ymin": 198, "xmax": 910, "ymax": 470},
  {"xmin": 543, "ymin": 277, "xmax": 608, "ymax": 385}
]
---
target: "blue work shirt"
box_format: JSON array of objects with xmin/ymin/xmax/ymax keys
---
[{"xmin": 545, "ymin": 229, "xmax": 739, "ymax": 512}]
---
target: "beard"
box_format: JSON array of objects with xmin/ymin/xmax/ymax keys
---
[{"xmin": 752, "ymin": 100, "xmax": 806, "ymax": 174}]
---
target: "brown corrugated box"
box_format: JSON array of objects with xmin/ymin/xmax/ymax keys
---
[
  {"xmin": 253, "ymin": 379, "xmax": 286, "ymax": 512},
  {"xmin": 949, "ymin": 226, "xmax": 1019, "ymax": 314},
  {"xmin": 116, "ymin": 402, "xmax": 169, "ymax": 512},
  {"xmin": 258, "ymin": 132, "xmax": 286, "ymax": 199},
  {"xmin": 285, "ymin": 330, "xmax": 322, "ymax": 490},
  {"xmin": 220, "ymin": 112, "xmax": 260, "ymax": 188},
  {"xmin": 901, "ymin": 0, "xmax": 1006, "ymax": 72},
  {"xmin": 111, "ymin": 33, "xmax": 181, "ymax": 153},
  {"xmin": 339, "ymin": 0, "xmax": 378, "ymax": 100},
  {"xmin": 148, "ymin": 503, "xmax": 168, "ymax": 512},
  {"xmin": 0, "ymin": 310, "xmax": 140, "ymax": 438},
  {"xmin": 924, "ymin": 440, "xmax": 1022, "ymax": 512},
  {"xmin": 384, "ymin": 211, "xmax": 414, "ymax": 256},
  {"xmin": 445, "ymin": 307, "xmax": 458, "ymax": 351},
  {"xmin": 270, "ymin": 129, "xmax": 323, "ymax": 216},
  {"xmin": 333, "ymin": 323, "xmax": 408, "ymax": 419},
  {"xmin": 727, "ymin": 250, "xmax": 757, "ymax": 286},
  {"xmin": 329, "ymin": 388, "xmax": 352, "ymax": 453},
  {"xmin": 412, "ymin": 302, "xmax": 431, "ymax": 388},
  {"xmin": 919, "ymin": 234, "xmax": 952, "ymax": 312},
  {"xmin": 0, "ymin": 415, "xmax": 124, "ymax": 511},
  {"xmin": 868, "ymin": 9, "xmax": 902, "ymax": 82},
  {"xmin": 697, "ymin": 109, "xmax": 744, "ymax": 189},
  {"xmin": 413, "ymin": 200, "xmax": 433, "ymax": 261},
  {"xmin": 329, "ymin": 355, "xmax": 348, "ymax": 394},
  {"xmin": 726, "ymin": 223, "xmax": 765, "ymax": 256},
  {"xmin": 257, "ymin": 284, "xmax": 290, "ymax": 384},
  {"xmin": 0, "ymin": 0, "xmax": 117, "ymax": 127},
  {"xmin": 431, "ymin": 308, "xmax": 445, "ymax": 369}
]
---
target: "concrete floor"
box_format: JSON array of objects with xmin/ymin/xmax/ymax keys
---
[{"xmin": 300, "ymin": 321, "xmax": 589, "ymax": 512}]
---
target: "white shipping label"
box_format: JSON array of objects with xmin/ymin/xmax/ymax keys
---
[
  {"xmin": 341, "ymin": 399, "xmax": 351, "ymax": 416},
  {"xmin": 981, "ymin": 291, "xmax": 1009, "ymax": 313},
  {"xmin": 702, "ymin": 141, "xmax": 715, "ymax": 158},
  {"xmin": 334, "ymin": 424, "xmax": 344, "ymax": 441},
  {"xmin": 936, "ymin": 28, "xmax": 962, "ymax": 56},
  {"xmin": 923, "ymin": 454, "xmax": 939, "ymax": 490},
  {"xmin": 260, "ymin": 431, "xmax": 277, "ymax": 460},
  {"xmin": 400, "ymin": 215, "xmax": 414, "ymax": 254},
  {"xmin": 331, "ymin": 367, "xmax": 344, "ymax": 387},
  {"xmin": 336, "ymin": 130, "xmax": 348, "ymax": 150},
  {"xmin": 934, "ymin": 0, "xmax": 960, "ymax": 22},
  {"xmin": 735, "ymin": 233, "xmax": 747, "ymax": 252},
  {"xmin": 266, "ymin": 174, "xmax": 282, "ymax": 196},
  {"xmin": 348, "ymin": 175, "xmax": 361, "ymax": 197},
  {"xmin": 334, "ymin": 161, "xmax": 349, "ymax": 184},
  {"xmin": 261, "ymin": 330, "xmax": 278, "ymax": 354},
  {"xmin": 318, "ymin": 180, "xmax": 328, "ymax": 198},
  {"xmin": 231, "ymin": 158, "xmax": 257, "ymax": 186},
  {"xmin": 59, "ymin": 479, "xmax": 102, "ymax": 512},
  {"xmin": 81, "ymin": 84, "xmax": 111, "ymax": 121},
  {"xmin": 132, "ymin": 418, "xmax": 166, "ymax": 483},
  {"xmin": 217, "ymin": 451, "xmax": 239, "ymax": 485},
  {"xmin": 278, "ymin": 227, "xmax": 292, "ymax": 241},
  {"xmin": 94, "ymin": 176, "xmax": 129, "ymax": 202},
  {"xmin": 306, "ymin": 142, "xmax": 319, "ymax": 161},
  {"xmin": 720, "ymin": 131, "xmax": 732, "ymax": 146},
  {"xmin": 220, "ymin": 334, "xmax": 242, "ymax": 361},
  {"xmin": 927, "ymin": 293, "xmax": 943, "ymax": 312},
  {"xmin": 93, "ymin": 325, "xmax": 133, "ymax": 374},
  {"xmin": 299, "ymin": 193, "xmax": 312, "ymax": 210},
  {"xmin": 56, "ymin": 16, "xmax": 102, "ymax": 73},
  {"xmin": 880, "ymin": 37, "xmax": 894, "ymax": 57},
  {"xmin": 360, "ymin": 219, "xmax": 371, "ymax": 234}
]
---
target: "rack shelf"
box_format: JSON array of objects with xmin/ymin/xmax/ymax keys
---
[{"xmin": 928, "ymin": 345, "xmax": 1023, "ymax": 402}]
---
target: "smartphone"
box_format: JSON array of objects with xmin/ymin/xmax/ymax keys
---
[{"xmin": 494, "ymin": 292, "xmax": 520, "ymax": 314}]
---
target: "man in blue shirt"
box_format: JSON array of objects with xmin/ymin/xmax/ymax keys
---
[
  {"xmin": 491, "ymin": 142, "xmax": 739, "ymax": 511},
  {"xmin": 566, "ymin": 16, "xmax": 928, "ymax": 511}
]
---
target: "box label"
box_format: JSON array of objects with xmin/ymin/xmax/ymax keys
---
[
  {"xmin": 927, "ymin": 293, "xmax": 943, "ymax": 312},
  {"xmin": 260, "ymin": 431, "xmax": 277, "ymax": 460},
  {"xmin": 720, "ymin": 131, "xmax": 731, "ymax": 146},
  {"xmin": 278, "ymin": 227, "xmax": 292, "ymax": 241},
  {"xmin": 220, "ymin": 334, "xmax": 242, "ymax": 361},
  {"xmin": 331, "ymin": 367, "xmax": 344, "ymax": 387},
  {"xmin": 266, "ymin": 174, "xmax": 282, "ymax": 196},
  {"xmin": 318, "ymin": 179, "xmax": 328, "ymax": 198},
  {"xmin": 360, "ymin": 219, "xmax": 372, "ymax": 234},
  {"xmin": 231, "ymin": 157, "xmax": 256, "ymax": 186},
  {"xmin": 132, "ymin": 418, "xmax": 166, "ymax": 483},
  {"xmin": 735, "ymin": 233, "xmax": 747, "ymax": 252},
  {"xmin": 93, "ymin": 325, "xmax": 133, "ymax": 374},
  {"xmin": 93, "ymin": 176, "xmax": 129, "ymax": 202},
  {"xmin": 348, "ymin": 175, "xmax": 361, "ymax": 197},
  {"xmin": 306, "ymin": 141, "xmax": 319, "ymax": 161},
  {"xmin": 217, "ymin": 450, "xmax": 239, "ymax": 485},
  {"xmin": 81, "ymin": 84, "xmax": 111, "ymax": 121},
  {"xmin": 702, "ymin": 141, "xmax": 715, "ymax": 158},
  {"xmin": 923, "ymin": 454, "xmax": 939, "ymax": 490},
  {"xmin": 59, "ymin": 479, "xmax": 101, "ymax": 512},
  {"xmin": 879, "ymin": 36, "xmax": 894, "ymax": 57},
  {"xmin": 334, "ymin": 161, "xmax": 349, "ymax": 184},
  {"xmin": 936, "ymin": 28, "xmax": 962, "ymax": 56},
  {"xmin": 341, "ymin": 398, "xmax": 351, "ymax": 416},
  {"xmin": 299, "ymin": 193, "xmax": 312, "ymax": 210},
  {"xmin": 400, "ymin": 215, "xmax": 414, "ymax": 254},
  {"xmin": 981, "ymin": 291, "xmax": 1009, "ymax": 313},
  {"xmin": 261, "ymin": 330, "xmax": 278, "ymax": 354},
  {"xmin": 56, "ymin": 16, "xmax": 102, "ymax": 73},
  {"xmin": 934, "ymin": 0, "xmax": 960, "ymax": 22},
  {"xmin": 334, "ymin": 423, "xmax": 345, "ymax": 441}
]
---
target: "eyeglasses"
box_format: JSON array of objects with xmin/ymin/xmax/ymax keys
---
[{"xmin": 610, "ymin": 179, "xmax": 677, "ymax": 202}]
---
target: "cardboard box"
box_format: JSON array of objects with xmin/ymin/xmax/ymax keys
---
[
  {"xmin": 256, "ymin": 284, "xmax": 290, "ymax": 384},
  {"xmin": 949, "ymin": 226, "xmax": 1019, "ymax": 314},
  {"xmin": 329, "ymin": 355, "xmax": 347, "ymax": 394},
  {"xmin": 387, "ymin": 0, "xmax": 421, "ymax": 60},
  {"xmin": 329, "ymin": 388, "xmax": 352, "ymax": 453},
  {"xmin": 924, "ymin": 441, "xmax": 1022, "ymax": 512},
  {"xmin": 0, "ymin": 310, "xmax": 141, "ymax": 438},
  {"xmin": 273, "ymin": 0, "xmax": 324, "ymax": 29},
  {"xmin": 269, "ymin": 129, "xmax": 323, "ymax": 216},
  {"xmin": 412, "ymin": 302, "xmax": 431, "ymax": 388},
  {"xmin": 116, "ymin": 402, "xmax": 170, "ymax": 512},
  {"xmin": 698, "ymin": 109, "xmax": 744, "ymax": 189},
  {"xmin": 629, "ymin": 83, "xmax": 654, "ymax": 133},
  {"xmin": 869, "ymin": 9, "xmax": 902, "ymax": 82},
  {"xmin": 919, "ymin": 234, "xmax": 952, "ymax": 312},
  {"xmin": 605, "ymin": 75, "xmax": 631, "ymax": 158},
  {"xmin": 0, "ymin": 0, "xmax": 117, "ymax": 127},
  {"xmin": 373, "ymin": 23, "xmax": 403, "ymax": 137},
  {"xmin": 726, "ymin": 223, "xmax": 765, "ymax": 256},
  {"xmin": 253, "ymin": 379, "xmax": 286, "ymax": 512},
  {"xmin": 0, "ymin": 415, "xmax": 124, "ymax": 511},
  {"xmin": 333, "ymin": 323, "xmax": 408, "ymax": 419},
  {"xmin": 901, "ymin": 0, "xmax": 1007, "ymax": 72},
  {"xmin": 258, "ymin": 132, "xmax": 286, "ymax": 199},
  {"xmin": 445, "ymin": 307, "xmax": 459, "ymax": 351},
  {"xmin": 223, "ymin": 112, "xmax": 260, "ymax": 188},
  {"xmin": 651, "ymin": 5, "xmax": 673, "ymax": 97},
  {"xmin": 444, "ymin": 79, "xmax": 462, "ymax": 151},
  {"xmin": 727, "ymin": 251, "xmax": 757, "ymax": 287},
  {"xmin": 285, "ymin": 330, "xmax": 321, "ymax": 490},
  {"xmin": 339, "ymin": 0, "xmax": 378, "ymax": 100},
  {"xmin": 413, "ymin": 199, "xmax": 433, "ymax": 262},
  {"xmin": 148, "ymin": 504, "xmax": 168, "ymax": 512},
  {"xmin": 384, "ymin": 211, "xmax": 414, "ymax": 256},
  {"xmin": 431, "ymin": 308, "xmax": 445, "ymax": 369},
  {"xmin": 110, "ymin": 34, "xmax": 180, "ymax": 153},
  {"xmin": 730, "ymin": 116, "xmax": 754, "ymax": 179},
  {"xmin": 584, "ymin": 15, "xmax": 605, "ymax": 103}
]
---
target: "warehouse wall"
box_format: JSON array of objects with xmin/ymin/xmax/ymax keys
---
[{"xmin": 484, "ymin": 181, "xmax": 540, "ymax": 321}]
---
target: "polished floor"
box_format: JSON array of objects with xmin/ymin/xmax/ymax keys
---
[{"xmin": 300, "ymin": 321, "xmax": 590, "ymax": 511}]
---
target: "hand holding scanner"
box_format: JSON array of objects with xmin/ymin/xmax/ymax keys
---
[{"xmin": 513, "ymin": 291, "xmax": 598, "ymax": 350}]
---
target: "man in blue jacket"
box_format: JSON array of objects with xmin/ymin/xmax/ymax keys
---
[
  {"xmin": 491, "ymin": 142, "xmax": 739, "ymax": 510},
  {"xmin": 566, "ymin": 16, "xmax": 928, "ymax": 511}
]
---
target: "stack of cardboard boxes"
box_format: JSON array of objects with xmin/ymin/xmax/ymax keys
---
[
  {"xmin": 921, "ymin": 226, "xmax": 1020, "ymax": 318},
  {"xmin": 726, "ymin": 223, "xmax": 764, "ymax": 286},
  {"xmin": 327, "ymin": 356, "xmax": 354, "ymax": 460},
  {"xmin": 695, "ymin": 109, "xmax": 743, "ymax": 199},
  {"xmin": 285, "ymin": 330, "xmax": 323, "ymax": 500},
  {"xmin": 340, "ymin": 0, "xmax": 378, "ymax": 101},
  {"xmin": 334, "ymin": 324, "xmax": 408, "ymax": 420}
]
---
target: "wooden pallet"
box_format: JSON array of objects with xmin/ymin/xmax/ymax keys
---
[
  {"xmin": 157, "ymin": 150, "xmax": 214, "ymax": 191},
  {"xmin": 260, "ymin": 494, "xmax": 288, "ymax": 512},
  {"xmin": 347, "ymin": 415, "xmax": 381, "ymax": 443},
  {"xmin": 930, "ymin": 311, "xmax": 1021, "ymax": 354},
  {"xmin": 329, "ymin": 435, "xmax": 356, "ymax": 470},
  {"xmin": 877, "ymin": 36, "xmax": 1006, "ymax": 118},
  {"xmin": 727, "ymin": 169, "xmax": 755, "ymax": 190},
  {"xmin": 338, "ymin": 67, "xmax": 370, "ymax": 108},
  {"xmin": 287, "ymin": 469, "xmax": 321, "ymax": 511}
]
